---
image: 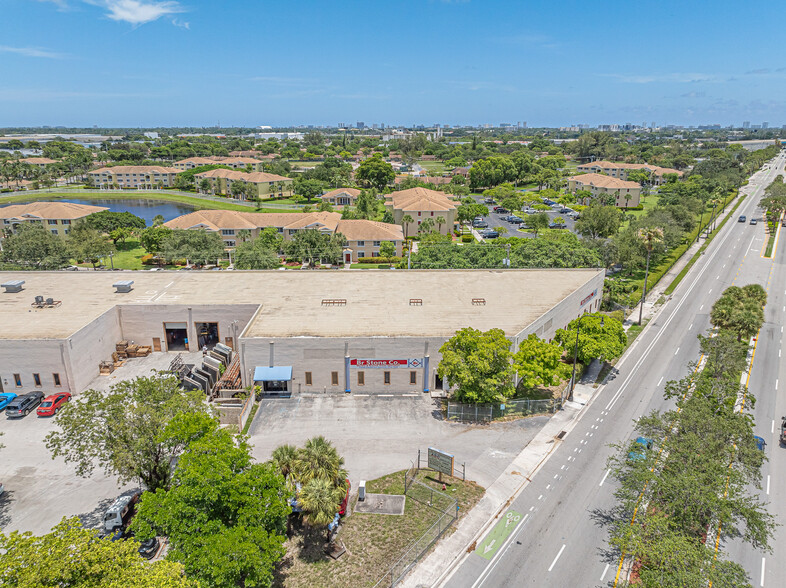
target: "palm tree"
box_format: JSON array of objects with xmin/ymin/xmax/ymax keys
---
[
  {"xmin": 401, "ymin": 214, "xmax": 414, "ymax": 239},
  {"xmin": 298, "ymin": 478, "xmax": 346, "ymax": 541},
  {"xmin": 237, "ymin": 229, "xmax": 251, "ymax": 243},
  {"xmin": 294, "ymin": 436, "xmax": 346, "ymax": 485},
  {"xmin": 272, "ymin": 444, "xmax": 299, "ymax": 482},
  {"xmin": 435, "ymin": 216, "xmax": 446, "ymax": 234},
  {"xmin": 637, "ymin": 227, "xmax": 664, "ymax": 325}
]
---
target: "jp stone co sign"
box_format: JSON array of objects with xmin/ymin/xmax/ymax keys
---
[
  {"xmin": 428, "ymin": 447, "xmax": 454, "ymax": 477},
  {"xmin": 349, "ymin": 358, "xmax": 423, "ymax": 369}
]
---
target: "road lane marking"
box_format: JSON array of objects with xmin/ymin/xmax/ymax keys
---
[
  {"xmin": 547, "ymin": 544, "xmax": 566, "ymax": 572},
  {"xmin": 546, "ymin": 484, "xmax": 550, "ymax": 489},
  {"xmin": 761, "ymin": 557, "xmax": 765, "ymax": 586},
  {"xmin": 688, "ymin": 323, "xmax": 693, "ymax": 330},
  {"xmin": 657, "ymin": 376, "xmax": 664, "ymax": 386},
  {"xmin": 773, "ymin": 420, "xmax": 776, "ymax": 433},
  {"xmin": 599, "ymin": 469, "xmax": 610, "ymax": 486},
  {"xmin": 776, "ymin": 379, "xmax": 779, "ymax": 390},
  {"xmin": 601, "ymin": 563, "xmax": 610, "ymax": 581},
  {"xmin": 708, "ymin": 288, "xmax": 712, "ymax": 294},
  {"xmin": 766, "ymin": 475, "xmax": 770, "ymax": 495},
  {"xmin": 674, "ymin": 347, "xmax": 680, "ymax": 355},
  {"xmin": 716, "ymin": 275, "xmax": 720, "ymax": 280},
  {"xmin": 475, "ymin": 510, "xmax": 524, "ymax": 561},
  {"xmin": 538, "ymin": 494, "xmax": 543, "ymax": 500},
  {"xmin": 779, "ymin": 350, "xmax": 782, "ymax": 358},
  {"xmin": 700, "ymin": 304, "xmax": 704, "ymax": 310}
]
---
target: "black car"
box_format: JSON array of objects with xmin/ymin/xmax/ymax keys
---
[
  {"xmin": 738, "ymin": 215, "xmax": 746, "ymax": 223},
  {"xmin": 473, "ymin": 221, "xmax": 488, "ymax": 229},
  {"xmin": 549, "ymin": 222, "xmax": 567, "ymax": 229},
  {"xmin": 5, "ymin": 391, "xmax": 44, "ymax": 418},
  {"xmin": 480, "ymin": 229, "xmax": 500, "ymax": 239},
  {"xmin": 495, "ymin": 207, "xmax": 509, "ymax": 214}
]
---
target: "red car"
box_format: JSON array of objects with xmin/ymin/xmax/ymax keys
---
[
  {"xmin": 338, "ymin": 479, "xmax": 351, "ymax": 516},
  {"xmin": 36, "ymin": 392, "xmax": 72, "ymax": 417}
]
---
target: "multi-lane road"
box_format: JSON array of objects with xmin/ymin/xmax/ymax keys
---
[{"xmin": 442, "ymin": 153, "xmax": 786, "ymax": 587}]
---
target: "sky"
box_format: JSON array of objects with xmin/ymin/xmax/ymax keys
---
[{"xmin": 1, "ymin": 0, "xmax": 785, "ymax": 128}]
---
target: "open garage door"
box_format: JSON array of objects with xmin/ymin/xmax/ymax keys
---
[{"xmin": 164, "ymin": 322, "xmax": 189, "ymax": 351}]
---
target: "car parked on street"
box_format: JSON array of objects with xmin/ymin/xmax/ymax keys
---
[
  {"xmin": 0, "ymin": 392, "xmax": 17, "ymax": 411},
  {"xmin": 36, "ymin": 392, "xmax": 72, "ymax": 417},
  {"xmin": 5, "ymin": 392, "xmax": 44, "ymax": 418}
]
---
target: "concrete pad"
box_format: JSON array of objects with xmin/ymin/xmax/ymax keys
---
[{"xmin": 354, "ymin": 493, "xmax": 406, "ymax": 515}]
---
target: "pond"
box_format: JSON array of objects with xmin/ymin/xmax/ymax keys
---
[{"xmin": 0, "ymin": 198, "xmax": 197, "ymax": 226}]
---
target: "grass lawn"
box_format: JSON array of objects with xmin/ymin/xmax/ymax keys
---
[
  {"xmin": 274, "ymin": 469, "xmax": 484, "ymax": 588},
  {"xmin": 417, "ymin": 160, "xmax": 448, "ymax": 174},
  {"xmin": 350, "ymin": 264, "xmax": 397, "ymax": 269},
  {"xmin": 0, "ymin": 191, "xmax": 298, "ymax": 213}
]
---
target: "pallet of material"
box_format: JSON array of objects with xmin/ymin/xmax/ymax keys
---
[
  {"xmin": 116, "ymin": 341, "xmax": 128, "ymax": 351},
  {"xmin": 99, "ymin": 361, "xmax": 115, "ymax": 375},
  {"xmin": 126, "ymin": 346, "xmax": 151, "ymax": 358}
]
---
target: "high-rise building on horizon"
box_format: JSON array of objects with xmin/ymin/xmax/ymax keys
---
[
  {"xmin": 762, "ymin": 122, "xmax": 769, "ymax": 129},
  {"xmin": 742, "ymin": 121, "xmax": 750, "ymax": 129}
]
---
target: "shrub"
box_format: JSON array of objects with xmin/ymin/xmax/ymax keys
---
[
  {"xmin": 357, "ymin": 256, "xmax": 402, "ymax": 264},
  {"xmin": 461, "ymin": 234, "xmax": 474, "ymax": 243},
  {"xmin": 141, "ymin": 254, "xmax": 154, "ymax": 265}
]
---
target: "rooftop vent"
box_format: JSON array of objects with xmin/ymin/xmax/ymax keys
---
[
  {"xmin": 409, "ymin": 298, "xmax": 423, "ymax": 306},
  {"xmin": 321, "ymin": 299, "xmax": 347, "ymax": 306},
  {"xmin": 1, "ymin": 280, "xmax": 24, "ymax": 293},
  {"xmin": 113, "ymin": 280, "xmax": 134, "ymax": 293},
  {"xmin": 472, "ymin": 298, "xmax": 486, "ymax": 306},
  {"xmin": 31, "ymin": 296, "xmax": 61, "ymax": 309}
]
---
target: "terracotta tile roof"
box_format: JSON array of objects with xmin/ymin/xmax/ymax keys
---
[
  {"xmin": 577, "ymin": 161, "xmax": 683, "ymax": 176},
  {"xmin": 320, "ymin": 188, "xmax": 362, "ymax": 200},
  {"xmin": 0, "ymin": 201, "xmax": 108, "ymax": 220},
  {"xmin": 90, "ymin": 166, "xmax": 180, "ymax": 174},
  {"xmin": 389, "ymin": 187, "xmax": 457, "ymax": 212},
  {"xmin": 19, "ymin": 157, "xmax": 58, "ymax": 165},
  {"xmin": 174, "ymin": 157, "xmax": 216, "ymax": 166},
  {"xmin": 163, "ymin": 210, "xmax": 340, "ymax": 232},
  {"xmin": 336, "ymin": 219, "xmax": 403, "ymax": 242},
  {"xmin": 194, "ymin": 169, "xmax": 291, "ymax": 182},
  {"xmin": 567, "ymin": 173, "xmax": 641, "ymax": 190}
]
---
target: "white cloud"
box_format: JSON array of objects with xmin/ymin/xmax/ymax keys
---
[
  {"xmin": 0, "ymin": 45, "xmax": 66, "ymax": 59},
  {"xmin": 601, "ymin": 72, "xmax": 720, "ymax": 84},
  {"xmin": 96, "ymin": 0, "xmax": 185, "ymax": 25}
]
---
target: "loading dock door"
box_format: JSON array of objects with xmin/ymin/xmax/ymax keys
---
[
  {"xmin": 164, "ymin": 322, "xmax": 189, "ymax": 351},
  {"xmin": 195, "ymin": 322, "xmax": 219, "ymax": 348}
]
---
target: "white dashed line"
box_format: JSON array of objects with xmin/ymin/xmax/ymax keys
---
[
  {"xmin": 761, "ymin": 557, "xmax": 766, "ymax": 586},
  {"xmin": 700, "ymin": 304, "xmax": 704, "ymax": 310},
  {"xmin": 538, "ymin": 494, "xmax": 543, "ymax": 501},
  {"xmin": 766, "ymin": 475, "xmax": 770, "ymax": 495},
  {"xmin": 688, "ymin": 323, "xmax": 693, "ymax": 330},
  {"xmin": 548, "ymin": 545, "xmax": 566, "ymax": 572},
  {"xmin": 601, "ymin": 563, "xmax": 610, "ymax": 581},
  {"xmin": 674, "ymin": 347, "xmax": 680, "ymax": 355},
  {"xmin": 599, "ymin": 469, "xmax": 610, "ymax": 487},
  {"xmin": 658, "ymin": 376, "xmax": 664, "ymax": 386}
]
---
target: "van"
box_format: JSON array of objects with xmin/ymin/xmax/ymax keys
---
[{"xmin": 104, "ymin": 492, "xmax": 141, "ymax": 531}]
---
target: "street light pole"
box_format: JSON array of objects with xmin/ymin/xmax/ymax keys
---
[{"xmin": 566, "ymin": 315, "xmax": 604, "ymax": 403}]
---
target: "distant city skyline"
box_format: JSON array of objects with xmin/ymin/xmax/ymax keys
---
[{"xmin": 2, "ymin": 0, "xmax": 785, "ymax": 127}]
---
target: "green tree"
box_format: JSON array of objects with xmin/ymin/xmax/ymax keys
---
[
  {"xmin": 401, "ymin": 214, "xmax": 414, "ymax": 239},
  {"xmin": 636, "ymin": 227, "xmax": 664, "ymax": 324},
  {"xmin": 161, "ymin": 229, "xmax": 226, "ymax": 265},
  {"xmin": 527, "ymin": 211, "xmax": 550, "ymax": 237},
  {"xmin": 574, "ymin": 201, "xmax": 621, "ymax": 238},
  {"xmin": 1, "ymin": 224, "xmax": 70, "ymax": 269},
  {"xmin": 234, "ymin": 235, "xmax": 281, "ymax": 269},
  {"xmin": 152, "ymin": 214, "xmax": 165, "ymax": 227},
  {"xmin": 0, "ymin": 518, "xmax": 195, "ymax": 588},
  {"xmin": 139, "ymin": 225, "xmax": 172, "ymax": 254},
  {"xmin": 379, "ymin": 241, "xmax": 396, "ymax": 258},
  {"xmin": 554, "ymin": 313, "xmax": 626, "ymax": 365},
  {"xmin": 437, "ymin": 327, "xmax": 516, "ymax": 403},
  {"xmin": 299, "ymin": 478, "xmax": 345, "ymax": 539},
  {"xmin": 354, "ymin": 189, "xmax": 379, "ymax": 220},
  {"xmin": 356, "ymin": 153, "xmax": 395, "ymax": 190},
  {"xmin": 294, "ymin": 177, "xmax": 326, "ymax": 203},
  {"xmin": 68, "ymin": 224, "xmax": 116, "ymax": 269},
  {"xmin": 131, "ymin": 413, "xmax": 289, "ymax": 588},
  {"xmin": 82, "ymin": 211, "xmax": 146, "ymax": 233},
  {"xmin": 45, "ymin": 375, "xmax": 210, "ymax": 491},
  {"xmin": 109, "ymin": 226, "xmax": 133, "ymax": 245},
  {"xmin": 710, "ymin": 284, "xmax": 767, "ymax": 342},
  {"xmin": 285, "ymin": 228, "xmax": 345, "ymax": 266},
  {"xmin": 513, "ymin": 334, "xmax": 570, "ymax": 389}
]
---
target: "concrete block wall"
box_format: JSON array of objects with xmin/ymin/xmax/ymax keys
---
[
  {"xmin": 0, "ymin": 339, "xmax": 69, "ymax": 394},
  {"xmin": 67, "ymin": 307, "xmax": 123, "ymax": 392}
]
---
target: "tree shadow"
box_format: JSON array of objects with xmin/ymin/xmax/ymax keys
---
[
  {"xmin": 0, "ymin": 489, "xmax": 14, "ymax": 528},
  {"xmin": 77, "ymin": 496, "xmax": 115, "ymax": 530}
]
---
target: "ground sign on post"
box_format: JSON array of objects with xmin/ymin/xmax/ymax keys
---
[{"xmin": 427, "ymin": 447, "xmax": 454, "ymax": 477}]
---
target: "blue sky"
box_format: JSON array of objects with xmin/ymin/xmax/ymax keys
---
[{"xmin": 1, "ymin": 0, "xmax": 784, "ymax": 127}]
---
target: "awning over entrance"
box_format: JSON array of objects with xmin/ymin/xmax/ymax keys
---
[{"xmin": 253, "ymin": 366, "xmax": 293, "ymax": 381}]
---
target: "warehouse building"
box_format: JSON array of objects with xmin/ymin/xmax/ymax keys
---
[{"xmin": 0, "ymin": 268, "xmax": 604, "ymax": 396}]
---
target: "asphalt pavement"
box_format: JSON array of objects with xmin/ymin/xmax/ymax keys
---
[
  {"xmin": 470, "ymin": 195, "xmax": 577, "ymax": 239},
  {"xmin": 432, "ymin": 154, "xmax": 786, "ymax": 587}
]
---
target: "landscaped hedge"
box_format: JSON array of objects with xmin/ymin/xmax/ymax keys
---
[
  {"xmin": 461, "ymin": 234, "xmax": 474, "ymax": 243},
  {"xmin": 357, "ymin": 256, "xmax": 403, "ymax": 264}
]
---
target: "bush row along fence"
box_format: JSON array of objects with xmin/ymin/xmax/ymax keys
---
[
  {"xmin": 373, "ymin": 465, "xmax": 459, "ymax": 588},
  {"xmin": 445, "ymin": 397, "xmax": 561, "ymax": 423}
]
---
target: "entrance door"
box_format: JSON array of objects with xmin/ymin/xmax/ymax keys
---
[
  {"xmin": 152, "ymin": 338, "xmax": 162, "ymax": 352},
  {"xmin": 195, "ymin": 322, "xmax": 219, "ymax": 348},
  {"xmin": 434, "ymin": 373, "xmax": 444, "ymax": 390},
  {"xmin": 164, "ymin": 322, "xmax": 189, "ymax": 351},
  {"xmin": 344, "ymin": 252, "xmax": 351, "ymax": 263}
]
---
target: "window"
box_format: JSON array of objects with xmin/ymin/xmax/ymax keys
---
[
  {"xmin": 358, "ymin": 371, "xmax": 365, "ymax": 385},
  {"xmin": 410, "ymin": 371, "xmax": 417, "ymax": 384},
  {"xmin": 357, "ymin": 240, "xmax": 365, "ymax": 247},
  {"xmin": 305, "ymin": 372, "xmax": 312, "ymax": 385},
  {"xmin": 53, "ymin": 373, "xmax": 61, "ymax": 387},
  {"xmin": 62, "ymin": 219, "xmax": 71, "ymax": 225},
  {"xmin": 226, "ymin": 240, "xmax": 236, "ymax": 247},
  {"xmin": 51, "ymin": 230, "xmax": 58, "ymax": 235},
  {"xmin": 358, "ymin": 252, "xmax": 365, "ymax": 258},
  {"xmin": 221, "ymin": 229, "xmax": 235, "ymax": 236},
  {"xmin": 373, "ymin": 241, "xmax": 381, "ymax": 247},
  {"xmin": 418, "ymin": 212, "xmax": 422, "ymax": 217},
  {"xmin": 384, "ymin": 371, "xmax": 391, "ymax": 385},
  {"xmin": 48, "ymin": 220, "xmax": 58, "ymax": 225},
  {"xmin": 331, "ymin": 371, "xmax": 339, "ymax": 386},
  {"xmin": 33, "ymin": 373, "xmax": 41, "ymax": 387},
  {"xmin": 13, "ymin": 373, "xmax": 21, "ymax": 387}
]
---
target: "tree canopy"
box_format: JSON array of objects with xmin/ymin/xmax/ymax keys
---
[
  {"xmin": 355, "ymin": 153, "xmax": 395, "ymax": 190},
  {"xmin": 81, "ymin": 210, "xmax": 146, "ymax": 233},
  {"xmin": 1, "ymin": 224, "xmax": 70, "ymax": 269},
  {"xmin": 45, "ymin": 374, "xmax": 211, "ymax": 491},
  {"xmin": 161, "ymin": 229, "xmax": 225, "ymax": 264},
  {"xmin": 554, "ymin": 312, "xmax": 626, "ymax": 365}
]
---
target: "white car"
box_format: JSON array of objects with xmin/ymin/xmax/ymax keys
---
[{"xmin": 0, "ymin": 482, "xmax": 4, "ymax": 496}]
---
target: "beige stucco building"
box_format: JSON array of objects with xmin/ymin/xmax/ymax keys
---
[
  {"xmin": 193, "ymin": 169, "xmax": 293, "ymax": 200},
  {"xmin": 87, "ymin": 166, "xmax": 181, "ymax": 189},
  {"xmin": 320, "ymin": 188, "xmax": 362, "ymax": 206},
  {"xmin": 172, "ymin": 157, "xmax": 264, "ymax": 171},
  {"xmin": 575, "ymin": 161, "xmax": 683, "ymax": 185},
  {"xmin": 0, "ymin": 268, "xmax": 604, "ymax": 395},
  {"xmin": 0, "ymin": 202, "xmax": 108, "ymax": 236},
  {"xmin": 386, "ymin": 187, "xmax": 458, "ymax": 236},
  {"xmin": 566, "ymin": 173, "xmax": 642, "ymax": 208}
]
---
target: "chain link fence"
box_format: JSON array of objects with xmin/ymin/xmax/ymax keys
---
[
  {"xmin": 373, "ymin": 466, "xmax": 459, "ymax": 588},
  {"xmin": 446, "ymin": 397, "xmax": 561, "ymax": 423}
]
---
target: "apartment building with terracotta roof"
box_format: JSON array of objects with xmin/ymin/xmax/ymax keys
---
[
  {"xmin": 0, "ymin": 202, "xmax": 108, "ymax": 236},
  {"xmin": 19, "ymin": 157, "xmax": 59, "ymax": 168},
  {"xmin": 386, "ymin": 186, "xmax": 458, "ymax": 236},
  {"xmin": 193, "ymin": 168, "xmax": 293, "ymax": 200},
  {"xmin": 575, "ymin": 161, "xmax": 683, "ymax": 185},
  {"xmin": 320, "ymin": 188, "xmax": 362, "ymax": 206},
  {"xmin": 87, "ymin": 166, "xmax": 181, "ymax": 189},
  {"xmin": 172, "ymin": 156, "xmax": 264, "ymax": 171},
  {"xmin": 566, "ymin": 173, "xmax": 642, "ymax": 208},
  {"xmin": 163, "ymin": 210, "xmax": 403, "ymax": 261}
]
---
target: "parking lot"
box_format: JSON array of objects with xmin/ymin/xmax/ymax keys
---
[
  {"xmin": 248, "ymin": 394, "xmax": 549, "ymax": 488},
  {"xmin": 470, "ymin": 194, "xmax": 577, "ymax": 239},
  {"xmin": 0, "ymin": 351, "xmax": 203, "ymax": 536}
]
